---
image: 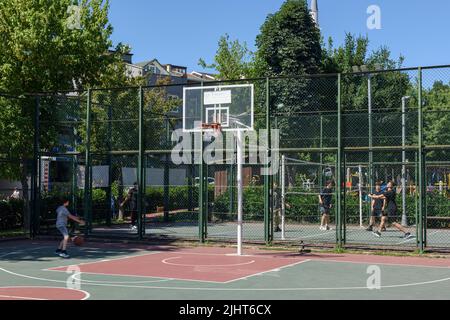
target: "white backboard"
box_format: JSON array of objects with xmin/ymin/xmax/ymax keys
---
[{"xmin": 183, "ymin": 84, "xmax": 254, "ymax": 132}]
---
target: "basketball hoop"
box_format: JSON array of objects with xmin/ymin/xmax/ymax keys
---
[{"xmin": 202, "ymin": 122, "xmax": 222, "ymax": 140}]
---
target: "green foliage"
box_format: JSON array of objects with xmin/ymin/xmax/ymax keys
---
[
  {"xmin": 199, "ymin": 34, "xmax": 255, "ymax": 80},
  {"xmin": 422, "ymin": 81, "xmax": 450, "ymax": 157},
  {"xmin": 0, "ymin": 0, "xmax": 115, "ymax": 93},
  {"xmin": 213, "ymin": 186, "xmax": 264, "ymax": 221},
  {"xmin": 255, "ymin": 0, "xmax": 322, "ymax": 77},
  {"xmin": 0, "ymin": 199, "xmax": 24, "ymax": 230},
  {"xmin": 0, "ymin": 0, "xmax": 135, "ymax": 184}
]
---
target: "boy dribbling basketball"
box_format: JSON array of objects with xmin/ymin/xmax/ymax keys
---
[{"xmin": 55, "ymin": 197, "xmax": 85, "ymax": 259}]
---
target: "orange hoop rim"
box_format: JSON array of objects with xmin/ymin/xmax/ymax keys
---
[{"xmin": 201, "ymin": 122, "xmax": 222, "ymax": 132}]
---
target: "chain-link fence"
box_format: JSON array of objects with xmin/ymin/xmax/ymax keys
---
[{"xmin": 1, "ymin": 65, "xmax": 449, "ymax": 251}]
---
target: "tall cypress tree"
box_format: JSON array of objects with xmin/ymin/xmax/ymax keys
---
[
  {"xmin": 255, "ymin": 0, "xmax": 326, "ymax": 153},
  {"xmin": 256, "ymin": 0, "xmax": 322, "ymax": 77}
]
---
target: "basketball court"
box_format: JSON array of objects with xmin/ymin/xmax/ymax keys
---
[{"xmin": 0, "ymin": 240, "xmax": 449, "ymax": 300}]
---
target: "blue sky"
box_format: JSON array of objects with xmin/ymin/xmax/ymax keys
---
[{"xmin": 108, "ymin": 0, "xmax": 450, "ymax": 72}]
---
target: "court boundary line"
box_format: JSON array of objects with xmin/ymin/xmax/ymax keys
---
[
  {"xmin": 307, "ymin": 258, "xmax": 450, "ymax": 269},
  {"xmin": 161, "ymin": 256, "xmax": 256, "ymax": 267},
  {"xmin": 222, "ymin": 259, "xmax": 312, "ymax": 284},
  {"xmin": 0, "ymin": 286, "xmax": 90, "ymax": 300},
  {"xmin": 45, "ymin": 251, "xmax": 162, "ymax": 270},
  {"xmin": 1, "ymin": 266, "xmax": 449, "ymax": 292}
]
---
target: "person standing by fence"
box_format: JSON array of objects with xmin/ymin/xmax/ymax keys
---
[{"xmin": 121, "ymin": 182, "xmax": 138, "ymax": 230}]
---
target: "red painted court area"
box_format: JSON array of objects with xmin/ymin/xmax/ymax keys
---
[
  {"xmin": 48, "ymin": 248, "xmax": 308, "ymax": 283},
  {"xmin": 46, "ymin": 245, "xmax": 450, "ymax": 283},
  {"xmin": 0, "ymin": 287, "xmax": 89, "ymax": 300}
]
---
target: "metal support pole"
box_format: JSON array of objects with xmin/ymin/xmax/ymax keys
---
[
  {"xmin": 417, "ymin": 67, "xmax": 425, "ymax": 252},
  {"xmin": 84, "ymin": 89, "xmax": 92, "ymax": 236},
  {"xmin": 358, "ymin": 165, "xmax": 363, "ymax": 228},
  {"xmin": 236, "ymin": 131, "xmax": 244, "ymax": 256},
  {"xmin": 264, "ymin": 77, "xmax": 272, "ymax": 243},
  {"xmin": 32, "ymin": 96, "xmax": 41, "ymax": 238},
  {"xmin": 198, "ymin": 82, "xmax": 207, "ymax": 243},
  {"xmin": 164, "ymin": 118, "xmax": 170, "ymax": 223},
  {"xmin": 319, "ymin": 114, "xmax": 324, "ymax": 189},
  {"xmin": 336, "ymin": 74, "xmax": 343, "ymax": 248},
  {"xmin": 137, "ymin": 87, "xmax": 144, "ymax": 239},
  {"xmin": 106, "ymin": 103, "xmax": 112, "ymax": 227},
  {"xmin": 368, "ymin": 74, "xmax": 374, "ymax": 192},
  {"xmin": 401, "ymin": 96, "xmax": 410, "ymax": 226},
  {"xmin": 281, "ymin": 155, "xmax": 286, "ymax": 240}
]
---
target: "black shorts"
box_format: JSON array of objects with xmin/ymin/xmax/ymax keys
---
[
  {"xmin": 371, "ymin": 209, "xmax": 383, "ymax": 217},
  {"xmin": 382, "ymin": 209, "xmax": 399, "ymax": 222},
  {"xmin": 320, "ymin": 206, "xmax": 331, "ymax": 215}
]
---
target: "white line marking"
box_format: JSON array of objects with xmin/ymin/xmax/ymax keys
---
[
  {"xmin": 161, "ymin": 256, "xmax": 256, "ymax": 267},
  {"xmin": 222, "ymin": 259, "xmax": 312, "ymax": 284},
  {"xmin": 1, "ymin": 267, "xmax": 449, "ymax": 292},
  {"xmin": 0, "ymin": 294, "xmax": 46, "ymax": 300},
  {"xmin": 0, "ymin": 286, "xmax": 90, "ymax": 300},
  {"xmin": 308, "ymin": 258, "xmax": 450, "ymax": 269},
  {"xmin": 45, "ymin": 268, "xmax": 234, "ymax": 284},
  {"xmin": 71, "ymin": 273, "xmax": 173, "ymax": 284},
  {"xmin": 45, "ymin": 251, "xmax": 162, "ymax": 271}
]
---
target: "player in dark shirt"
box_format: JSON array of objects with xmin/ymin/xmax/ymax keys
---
[
  {"xmin": 319, "ymin": 181, "xmax": 334, "ymax": 231},
  {"xmin": 369, "ymin": 181, "xmax": 413, "ymax": 239},
  {"xmin": 366, "ymin": 183, "xmax": 385, "ymax": 231},
  {"xmin": 121, "ymin": 182, "xmax": 138, "ymax": 231}
]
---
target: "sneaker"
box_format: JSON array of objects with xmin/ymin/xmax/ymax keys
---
[
  {"xmin": 130, "ymin": 225, "xmax": 137, "ymax": 230},
  {"xmin": 372, "ymin": 231, "xmax": 382, "ymax": 238},
  {"xmin": 381, "ymin": 227, "xmax": 387, "ymax": 232},
  {"xmin": 319, "ymin": 226, "xmax": 325, "ymax": 231},
  {"xmin": 404, "ymin": 233, "xmax": 413, "ymax": 239},
  {"xmin": 274, "ymin": 227, "xmax": 282, "ymax": 233},
  {"xmin": 366, "ymin": 225, "xmax": 373, "ymax": 232},
  {"xmin": 55, "ymin": 249, "xmax": 62, "ymax": 255},
  {"xmin": 326, "ymin": 226, "xmax": 333, "ymax": 231},
  {"xmin": 59, "ymin": 252, "xmax": 70, "ymax": 259}
]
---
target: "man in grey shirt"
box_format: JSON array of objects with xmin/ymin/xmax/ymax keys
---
[{"xmin": 55, "ymin": 197, "xmax": 85, "ymax": 258}]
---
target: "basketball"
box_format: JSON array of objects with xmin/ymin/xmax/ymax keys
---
[{"xmin": 72, "ymin": 236, "xmax": 85, "ymax": 246}]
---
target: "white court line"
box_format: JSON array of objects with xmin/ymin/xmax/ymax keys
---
[
  {"xmin": 71, "ymin": 273, "xmax": 173, "ymax": 284},
  {"xmin": 307, "ymin": 258, "xmax": 450, "ymax": 269},
  {"xmin": 222, "ymin": 259, "xmax": 312, "ymax": 284},
  {"xmin": 0, "ymin": 286, "xmax": 90, "ymax": 300},
  {"xmin": 45, "ymin": 251, "xmax": 162, "ymax": 271},
  {"xmin": 20, "ymin": 267, "xmax": 241, "ymax": 285},
  {"xmin": 162, "ymin": 256, "xmax": 256, "ymax": 267},
  {"xmin": 1, "ymin": 267, "xmax": 449, "ymax": 292},
  {"xmin": 161, "ymin": 251, "xmax": 306, "ymax": 260},
  {"xmin": 0, "ymin": 294, "xmax": 46, "ymax": 300}
]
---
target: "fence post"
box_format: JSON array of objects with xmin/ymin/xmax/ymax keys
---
[
  {"xmin": 417, "ymin": 67, "xmax": 425, "ymax": 252},
  {"xmin": 31, "ymin": 95, "xmax": 41, "ymax": 238},
  {"xmin": 199, "ymin": 82, "xmax": 206, "ymax": 243},
  {"xmin": 264, "ymin": 77, "xmax": 273, "ymax": 244},
  {"xmin": 84, "ymin": 89, "xmax": 92, "ymax": 236},
  {"xmin": 138, "ymin": 87, "xmax": 145, "ymax": 239},
  {"xmin": 336, "ymin": 74, "xmax": 343, "ymax": 249}
]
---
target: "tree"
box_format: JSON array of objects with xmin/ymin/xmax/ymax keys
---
[
  {"xmin": 422, "ymin": 81, "xmax": 450, "ymax": 158},
  {"xmin": 198, "ymin": 34, "xmax": 254, "ymax": 80},
  {"xmin": 255, "ymin": 0, "xmax": 322, "ymax": 77},
  {"xmin": 253, "ymin": 0, "xmax": 323, "ymax": 154},
  {"xmin": 0, "ymin": 0, "xmax": 128, "ymax": 229}
]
